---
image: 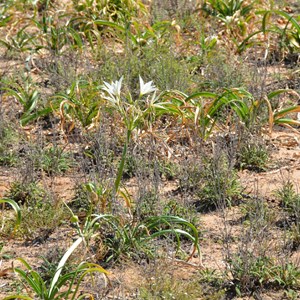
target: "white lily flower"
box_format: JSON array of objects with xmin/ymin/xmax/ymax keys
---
[
  {"xmin": 139, "ymin": 75, "xmax": 157, "ymax": 97},
  {"xmin": 102, "ymin": 76, "xmax": 123, "ymax": 98}
]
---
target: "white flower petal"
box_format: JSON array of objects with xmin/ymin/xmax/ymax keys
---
[
  {"xmin": 139, "ymin": 75, "xmax": 156, "ymax": 96},
  {"xmin": 102, "ymin": 76, "xmax": 123, "ymax": 97}
]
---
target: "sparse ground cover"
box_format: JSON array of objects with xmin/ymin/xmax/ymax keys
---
[{"xmin": 0, "ymin": 0, "xmax": 299, "ymax": 299}]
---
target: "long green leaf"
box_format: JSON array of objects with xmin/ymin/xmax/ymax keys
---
[
  {"xmin": 13, "ymin": 258, "xmax": 46, "ymax": 297},
  {"xmin": 268, "ymin": 10, "xmax": 300, "ymax": 33},
  {"xmin": 267, "ymin": 89, "xmax": 295, "ymax": 99},
  {"xmin": 2, "ymin": 87, "xmax": 27, "ymax": 105},
  {"xmin": 145, "ymin": 216, "xmax": 199, "ymax": 247},
  {"xmin": 93, "ymin": 20, "xmax": 138, "ymax": 44},
  {"xmin": 147, "ymin": 228, "xmax": 196, "ymax": 243},
  {"xmin": 20, "ymin": 106, "xmax": 54, "ymax": 126},
  {"xmin": 71, "ymin": 263, "xmax": 108, "ymax": 300},
  {"xmin": 185, "ymin": 91, "xmax": 218, "ymax": 103},
  {"xmin": 25, "ymin": 90, "xmax": 39, "ymax": 112},
  {"xmin": 0, "ymin": 199, "xmax": 21, "ymax": 227}
]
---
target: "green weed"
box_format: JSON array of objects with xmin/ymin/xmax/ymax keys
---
[
  {"xmin": 275, "ymin": 180, "xmax": 300, "ymax": 211},
  {"xmin": 0, "ymin": 123, "xmax": 20, "ymax": 166},
  {"xmin": 38, "ymin": 146, "xmax": 73, "ymax": 175},
  {"xmin": 236, "ymin": 141, "xmax": 269, "ymax": 171},
  {"xmin": 179, "ymin": 154, "xmax": 241, "ymax": 211},
  {"xmin": 227, "ymin": 252, "xmax": 300, "ymax": 296},
  {"xmin": 5, "ymin": 181, "xmax": 66, "ymax": 240},
  {"xmin": 7, "ymin": 181, "xmax": 47, "ymax": 206},
  {"xmin": 1, "ymin": 74, "xmax": 52, "ymax": 126},
  {"xmin": 139, "ymin": 273, "xmax": 203, "ymax": 300},
  {"xmin": 275, "ymin": 180, "xmax": 300, "ymax": 250},
  {"xmin": 71, "ymin": 181, "xmax": 111, "ymax": 214}
]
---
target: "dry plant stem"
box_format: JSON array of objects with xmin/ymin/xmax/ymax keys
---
[
  {"xmin": 218, "ymin": 195, "xmax": 233, "ymax": 271},
  {"xmin": 114, "ymin": 129, "xmax": 132, "ymax": 194}
]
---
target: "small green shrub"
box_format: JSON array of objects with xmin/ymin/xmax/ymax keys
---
[
  {"xmin": 236, "ymin": 141, "xmax": 269, "ymax": 172},
  {"xmin": 240, "ymin": 197, "xmax": 273, "ymax": 226},
  {"xmin": 18, "ymin": 201, "xmax": 65, "ymax": 241},
  {"xmin": 7, "ymin": 181, "xmax": 47, "ymax": 206},
  {"xmin": 275, "ymin": 180, "xmax": 300, "ymax": 250},
  {"xmin": 93, "ymin": 43, "xmax": 195, "ymax": 93},
  {"xmin": 289, "ymin": 223, "xmax": 300, "ymax": 250},
  {"xmin": 163, "ymin": 199, "xmax": 198, "ymax": 225},
  {"xmin": 0, "ymin": 123, "xmax": 20, "ymax": 166},
  {"xmin": 198, "ymin": 268, "xmax": 226, "ymax": 298},
  {"xmin": 71, "ymin": 181, "xmax": 111, "ymax": 214},
  {"xmin": 71, "ymin": 183, "xmax": 95, "ymax": 214},
  {"xmin": 180, "ymin": 154, "xmax": 241, "ymax": 211},
  {"xmin": 38, "ymin": 146, "xmax": 73, "ymax": 175},
  {"xmin": 228, "ymin": 253, "xmax": 275, "ymax": 295},
  {"xmin": 5, "ymin": 181, "xmax": 66, "ymax": 240},
  {"xmin": 158, "ymin": 160, "xmax": 179, "ymax": 181},
  {"xmin": 197, "ymin": 54, "xmax": 250, "ymax": 92},
  {"xmin": 275, "ymin": 180, "xmax": 300, "ymax": 211},
  {"xmin": 198, "ymin": 268, "xmax": 224, "ymax": 287},
  {"xmin": 134, "ymin": 190, "xmax": 160, "ymax": 220},
  {"xmin": 201, "ymin": 155, "xmax": 241, "ymax": 209},
  {"xmin": 123, "ymin": 153, "xmax": 137, "ymax": 179},
  {"xmin": 228, "ymin": 252, "xmax": 300, "ymax": 296},
  {"xmin": 139, "ymin": 273, "xmax": 203, "ymax": 300}
]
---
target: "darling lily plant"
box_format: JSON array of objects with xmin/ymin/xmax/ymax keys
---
[{"xmin": 100, "ymin": 76, "xmax": 159, "ymax": 193}]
